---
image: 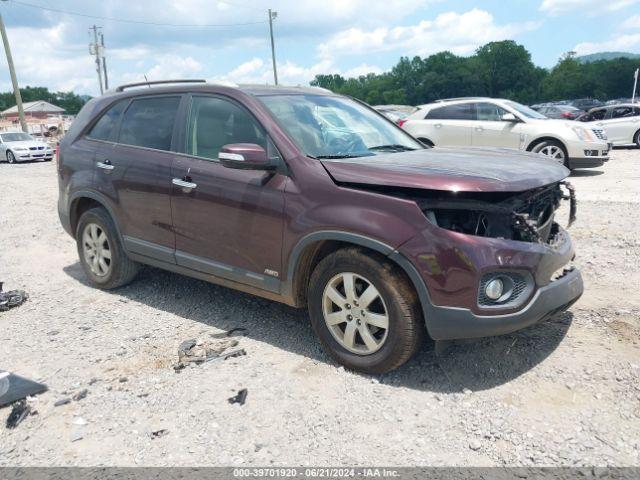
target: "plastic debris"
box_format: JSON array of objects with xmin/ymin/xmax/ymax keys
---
[
  {"xmin": 173, "ymin": 337, "xmax": 245, "ymax": 372},
  {"xmin": 228, "ymin": 389, "xmax": 248, "ymax": 405},
  {"xmin": 150, "ymin": 429, "xmax": 169, "ymax": 439},
  {"xmin": 0, "ymin": 371, "xmax": 47, "ymax": 408},
  {"xmin": 54, "ymin": 398, "xmax": 71, "ymax": 407},
  {"xmin": 0, "ymin": 283, "xmax": 28, "ymax": 312},
  {"xmin": 6, "ymin": 399, "xmax": 33, "ymax": 429}
]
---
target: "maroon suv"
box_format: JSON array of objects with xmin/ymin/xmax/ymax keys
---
[{"xmin": 58, "ymin": 80, "xmax": 583, "ymax": 373}]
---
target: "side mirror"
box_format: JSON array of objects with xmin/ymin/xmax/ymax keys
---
[
  {"xmin": 219, "ymin": 143, "xmax": 274, "ymax": 171},
  {"xmin": 501, "ymin": 113, "xmax": 518, "ymax": 122}
]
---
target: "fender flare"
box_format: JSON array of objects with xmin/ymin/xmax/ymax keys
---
[{"xmin": 283, "ymin": 230, "xmax": 435, "ymax": 333}]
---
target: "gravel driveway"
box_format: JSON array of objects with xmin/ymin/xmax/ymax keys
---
[{"xmin": 0, "ymin": 150, "xmax": 638, "ymax": 466}]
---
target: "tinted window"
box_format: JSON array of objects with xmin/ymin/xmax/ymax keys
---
[
  {"xmin": 186, "ymin": 96, "xmax": 267, "ymax": 160},
  {"xmin": 426, "ymin": 103, "xmax": 473, "ymax": 120},
  {"xmin": 611, "ymin": 106, "xmax": 638, "ymax": 118},
  {"xmin": 590, "ymin": 108, "xmax": 607, "ymax": 121},
  {"xmin": 475, "ymin": 102, "xmax": 508, "ymax": 121},
  {"xmin": 87, "ymin": 100, "xmax": 127, "ymax": 141},
  {"xmin": 118, "ymin": 96, "xmax": 180, "ymax": 151}
]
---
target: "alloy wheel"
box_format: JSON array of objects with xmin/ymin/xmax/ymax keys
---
[
  {"xmin": 7, "ymin": 151, "xmax": 15, "ymax": 164},
  {"xmin": 536, "ymin": 144, "xmax": 565, "ymax": 160},
  {"xmin": 322, "ymin": 272, "xmax": 389, "ymax": 355},
  {"xmin": 82, "ymin": 223, "xmax": 112, "ymax": 277}
]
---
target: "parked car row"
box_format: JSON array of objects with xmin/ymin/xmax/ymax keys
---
[{"xmin": 0, "ymin": 131, "xmax": 54, "ymax": 163}]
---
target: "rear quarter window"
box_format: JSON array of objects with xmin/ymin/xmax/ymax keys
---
[
  {"xmin": 118, "ymin": 96, "xmax": 181, "ymax": 151},
  {"xmin": 86, "ymin": 99, "xmax": 128, "ymax": 141}
]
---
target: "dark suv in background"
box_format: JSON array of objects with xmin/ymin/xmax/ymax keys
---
[{"xmin": 58, "ymin": 80, "xmax": 583, "ymax": 373}]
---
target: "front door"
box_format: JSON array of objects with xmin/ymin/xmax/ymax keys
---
[
  {"xmin": 170, "ymin": 95, "xmax": 286, "ymax": 293},
  {"xmin": 471, "ymin": 102, "xmax": 522, "ymax": 149}
]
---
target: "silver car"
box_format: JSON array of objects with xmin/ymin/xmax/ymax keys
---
[{"xmin": 0, "ymin": 131, "xmax": 54, "ymax": 163}]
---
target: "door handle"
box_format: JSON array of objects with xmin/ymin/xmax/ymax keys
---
[
  {"xmin": 96, "ymin": 160, "xmax": 114, "ymax": 172},
  {"xmin": 434, "ymin": 123, "xmax": 442, "ymax": 129},
  {"xmin": 172, "ymin": 177, "xmax": 197, "ymax": 193}
]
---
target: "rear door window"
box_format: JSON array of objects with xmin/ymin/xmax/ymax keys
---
[
  {"xmin": 87, "ymin": 100, "xmax": 128, "ymax": 141},
  {"xmin": 118, "ymin": 96, "xmax": 181, "ymax": 151},
  {"xmin": 425, "ymin": 103, "xmax": 474, "ymax": 120}
]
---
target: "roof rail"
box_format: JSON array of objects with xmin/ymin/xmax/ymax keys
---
[
  {"xmin": 114, "ymin": 79, "xmax": 207, "ymax": 92},
  {"xmin": 435, "ymin": 96, "xmax": 492, "ymax": 103}
]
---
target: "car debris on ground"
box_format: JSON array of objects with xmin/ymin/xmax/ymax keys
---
[
  {"xmin": 150, "ymin": 429, "xmax": 169, "ymax": 439},
  {"xmin": 5, "ymin": 399, "xmax": 36, "ymax": 429},
  {"xmin": 228, "ymin": 389, "xmax": 248, "ymax": 406},
  {"xmin": 173, "ymin": 336, "xmax": 247, "ymax": 372},
  {"xmin": 0, "ymin": 283, "xmax": 28, "ymax": 312}
]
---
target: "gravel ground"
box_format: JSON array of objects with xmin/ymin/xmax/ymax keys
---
[{"xmin": 0, "ymin": 150, "xmax": 638, "ymax": 467}]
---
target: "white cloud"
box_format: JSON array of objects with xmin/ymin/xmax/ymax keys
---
[
  {"xmin": 318, "ymin": 9, "xmax": 539, "ymax": 58},
  {"xmin": 540, "ymin": 0, "xmax": 639, "ymax": 15},
  {"xmin": 622, "ymin": 14, "xmax": 640, "ymax": 29},
  {"xmin": 574, "ymin": 33, "xmax": 640, "ymax": 55}
]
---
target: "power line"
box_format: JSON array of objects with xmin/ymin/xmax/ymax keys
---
[{"xmin": 8, "ymin": 0, "xmax": 267, "ymax": 27}]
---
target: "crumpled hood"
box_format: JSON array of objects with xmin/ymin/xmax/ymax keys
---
[{"xmin": 321, "ymin": 147, "xmax": 570, "ymax": 193}]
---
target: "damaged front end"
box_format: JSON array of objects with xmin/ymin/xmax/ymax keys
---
[{"xmin": 414, "ymin": 181, "xmax": 576, "ymax": 244}]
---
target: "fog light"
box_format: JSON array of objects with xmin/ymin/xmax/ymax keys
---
[{"xmin": 484, "ymin": 278, "xmax": 504, "ymax": 300}]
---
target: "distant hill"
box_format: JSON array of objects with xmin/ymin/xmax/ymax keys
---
[{"xmin": 577, "ymin": 52, "xmax": 640, "ymax": 63}]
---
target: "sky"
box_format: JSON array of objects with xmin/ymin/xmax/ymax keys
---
[{"xmin": 0, "ymin": 0, "xmax": 639, "ymax": 96}]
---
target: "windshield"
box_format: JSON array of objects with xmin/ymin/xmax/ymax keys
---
[
  {"xmin": 259, "ymin": 94, "xmax": 423, "ymax": 159},
  {"xmin": 1, "ymin": 132, "xmax": 33, "ymax": 142},
  {"xmin": 504, "ymin": 100, "xmax": 547, "ymax": 120}
]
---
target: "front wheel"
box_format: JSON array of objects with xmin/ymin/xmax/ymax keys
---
[
  {"xmin": 531, "ymin": 140, "xmax": 568, "ymax": 167},
  {"xmin": 634, "ymin": 130, "xmax": 640, "ymax": 148},
  {"xmin": 7, "ymin": 151, "xmax": 16, "ymax": 164},
  {"xmin": 308, "ymin": 247, "xmax": 424, "ymax": 374},
  {"xmin": 76, "ymin": 207, "xmax": 139, "ymax": 289}
]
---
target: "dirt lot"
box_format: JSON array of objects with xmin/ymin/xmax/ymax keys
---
[{"xmin": 0, "ymin": 150, "xmax": 638, "ymax": 467}]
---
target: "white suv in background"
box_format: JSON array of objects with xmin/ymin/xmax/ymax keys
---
[
  {"xmin": 578, "ymin": 103, "xmax": 640, "ymax": 147},
  {"xmin": 401, "ymin": 97, "xmax": 610, "ymax": 169}
]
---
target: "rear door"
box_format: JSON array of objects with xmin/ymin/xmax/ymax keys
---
[
  {"xmin": 471, "ymin": 102, "xmax": 522, "ymax": 149},
  {"xmin": 169, "ymin": 94, "xmax": 286, "ymax": 292},
  {"xmin": 95, "ymin": 95, "xmax": 182, "ymax": 262},
  {"xmin": 420, "ymin": 103, "xmax": 474, "ymax": 146}
]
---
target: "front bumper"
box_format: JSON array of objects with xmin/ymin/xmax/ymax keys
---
[
  {"xmin": 565, "ymin": 139, "xmax": 609, "ymax": 169},
  {"xmin": 15, "ymin": 150, "xmax": 54, "ymax": 161},
  {"xmin": 425, "ymin": 268, "xmax": 583, "ymax": 339},
  {"xmin": 396, "ymin": 223, "xmax": 582, "ymax": 340}
]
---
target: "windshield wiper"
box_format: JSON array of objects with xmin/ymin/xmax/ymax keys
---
[
  {"xmin": 368, "ymin": 144, "xmax": 416, "ymax": 152},
  {"xmin": 315, "ymin": 154, "xmax": 362, "ymax": 159}
]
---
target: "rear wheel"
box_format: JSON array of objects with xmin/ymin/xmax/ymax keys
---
[
  {"xmin": 7, "ymin": 151, "xmax": 16, "ymax": 164},
  {"xmin": 76, "ymin": 207, "xmax": 139, "ymax": 289},
  {"xmin": 531, "ymin": 140, "xmax": 568, "ymax": 167},
  {"xmin": 634, "ymin": 130, "xmax": 640, "ymax": 148},
  {"xmin": 308, "ymin": 247, "xmax": 424, "ymax": 374}
]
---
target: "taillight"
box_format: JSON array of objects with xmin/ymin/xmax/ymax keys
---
[
  {"xmin": 397, "ymin": 119, "xmax": 407, "ymax": 127},
  {"xmin": 562, "ymin": 112, "xmax": 574, "ymax": 119}
]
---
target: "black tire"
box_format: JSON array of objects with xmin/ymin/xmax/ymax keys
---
[
  {"xmin": 308, "ymin": 247, "xmax": 424, "ymax": 374},
  {"xmin": 75, "ymin": 207, "xmax": 139, "ymax": 289},
  {"xmin": 634, "ymin": 129, "xmax": 640, "ymax": 148},
  {"xmin": 7, "ymin": 151, "xmax": 16, "ymax": 164},
  {"xmin": 530, "ymin": 139, "xmax": 569, "ymax": 168}
]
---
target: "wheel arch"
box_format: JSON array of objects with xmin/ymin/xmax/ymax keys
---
[
  {"xmin": 69, "ymin": 191, "xmax": 122, "ymax": 240},
  {"xmin": 284, "ymin": 230, "xmax": 434, "ymax": 335}
]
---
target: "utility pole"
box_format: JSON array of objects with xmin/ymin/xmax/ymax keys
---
[
  {"xmin": 268, "ymin": 9, "xmax": 278, "ymax": 85},
  {"xmin": 89, "ymin": 25, "xmax": 104, "ymax": 95},
  {"xmin": 0, "ymin": 9, "xmax": 27, "ymax": 132},
  {"xmin": 100, "ymin": 32, "xmax": 108, "ymax": 91},
  {"xmin": 633, "ymin": 68, "xmax": 638, "ymax": 104}
]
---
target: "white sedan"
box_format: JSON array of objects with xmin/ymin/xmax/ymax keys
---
[
  {"xmin": 578, "ymin": 103, "xmax": 640, "ymax": 146},
  {"xmin": 0, "ymin": 131, "xmax": 54, "ymax": 163}
]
